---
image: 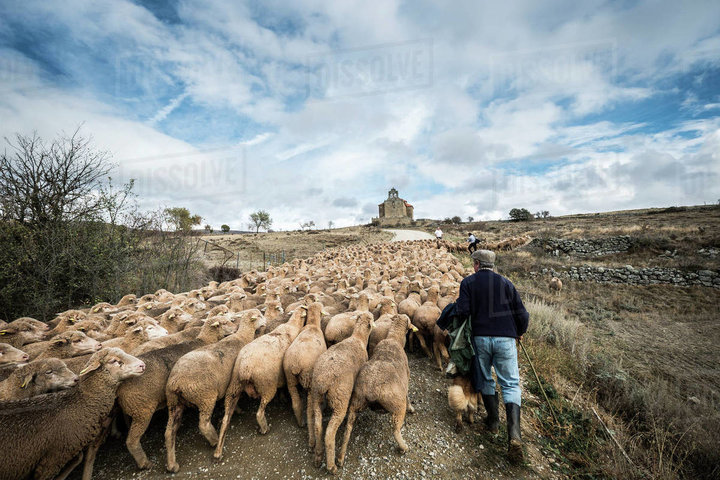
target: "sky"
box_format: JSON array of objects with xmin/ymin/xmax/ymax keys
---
[{"xmin": 1, "ymin": 0, "xmax": 719, "ymax": 230}]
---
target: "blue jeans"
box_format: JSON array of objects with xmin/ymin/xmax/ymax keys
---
[{"xmin": 472, "ymin": 336, "xmax": 522, "ymax": 406}]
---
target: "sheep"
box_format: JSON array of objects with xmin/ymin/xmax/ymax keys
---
[
  {"xmin": 164, "ymin": 310, "xmax": 266, "ymax": 472},
  {"xmin": 282, "ymin": 302, "xmax": 328, "ymax": 429},
  {"xmin": 0, "ymin": 348, "xmax": 145, "ymax": 480},
  {"xmin": 69, "ymin": 317, "xmax": 111, "ymax": 341},
  {"xmin": 411, "ymin": 285, "xmax": 442, "ymax": 358},
  {"xmin": 324, "ymin": 293, "xmax": 370, "ymax": 344},
  {"xmin": 100, "ymin": 321, "xmax": 168, "ymax": 353},
  {"xmin": 0, "ymin": 342, "xmax": 29, "ymax": 366},
  {"xmin": 447, "ymin": 376, "xmax": 479, "ymax": 432},
  {"xmin": 338, "ymin": 314, "xmax": 417, "ymax": 466},
  {"xmin": 0, "ymin": 358, "xmax": 78, "ymax": 401},
  {"xmin": 24, "ymin": 330, "xmax": 101, "ymax": 361},
  {"xmin": 130, "ymin": 319, "xmax": 209, "ymax": 356},
  {"xmin": 549, "ymin": 276, "xmax": 563, "ymax": 293},
  {"xmin": 0, "ymin": 317, "xmax": 49, "ymax": 348},
  {"xmin": 116, "ymin": 317, "xmax": 236, "ymax": 469},
  {"xmin": 157, "ymin": 307, "xmax": 192, "ymax": 333},
  {"xmin": 309, "ymin": 312, "xmax": 374, "ymax": 474},
  {"xmin": 367, "ymin": 299, "xmax": 400, "ymax": 356},
  {"xmin": 213, "ymin": 306, "xmax": 308, "ymax": 459}
]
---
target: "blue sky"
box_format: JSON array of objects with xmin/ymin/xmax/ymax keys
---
[{"xmin": 1, "ymin": 0, "xmax": 719, "ymax": 229}]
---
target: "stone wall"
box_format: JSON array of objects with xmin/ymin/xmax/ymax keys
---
[
  {"xmin": 536, "ymin": 265, "xmax": 720, "ymax": 289},
  {"xmin": 528, "ymin": 235, "xmax": 633, "ymax": 257}
]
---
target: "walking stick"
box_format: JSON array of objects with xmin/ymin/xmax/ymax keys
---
[{"xmin": 519, "ymin": 339, "xmax": 561, "ymax": 428}]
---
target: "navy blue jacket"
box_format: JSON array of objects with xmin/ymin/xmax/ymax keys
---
[{"xmin": 456, "ymin": 269, "xmax": 529, "ymax": 338}]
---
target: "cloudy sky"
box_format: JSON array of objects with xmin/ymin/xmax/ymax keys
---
[{"xmin": 1, "ymin": 0, "xmax": 719, "ymax": 230}]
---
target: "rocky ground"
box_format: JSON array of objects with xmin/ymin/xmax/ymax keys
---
[{"xmin": 71, "ymin": 351, "xmax": 562, "ymax": 480}]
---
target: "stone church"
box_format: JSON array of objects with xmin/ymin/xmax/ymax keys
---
[{"xmin": 372, "ymin": 188, "xmax": 414, "ymax": 226}]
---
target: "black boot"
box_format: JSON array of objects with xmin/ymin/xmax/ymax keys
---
[
  {"xmin": 505, "ymin": 402, "xmax": 523, "ymax": 463},
  {"xmin": 481, "ymin": 393, "xmax": 500, "ymax": 433}
]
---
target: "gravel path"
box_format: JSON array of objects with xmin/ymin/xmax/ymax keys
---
[{"xmin": 385, "ymin": 229, "xmax": 435, "ymax": 242}]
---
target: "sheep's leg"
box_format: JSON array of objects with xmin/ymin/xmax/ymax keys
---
[
  {"xmin": 165, "ymin": 403, "xmax": 185, "ymax": 473},
  {"xmin": 52, "ymin": 451, "xmax": 83, "ymax": 480},
  {"xmin": 198, "ymin": 401, "xmax": 219, "ymax": 446},
  {"xmin": 214, "ymin": 381, "xmax": 242, "ymax": 460},
  {"xmin": 391, "ymin": 404, "xmax": 408, "ymax": 454},
  {"xmin": 307, "ymin": 391, "xmax": 316, "ymax": 449},
  {"xmin": 324, "ymin": 404, "xmax": 349, "ymax": 474},
  {"xmin": 82, "ymin": 415, "xmax": 112, "ymax": 480},
  {"xmin": 287, "ymin": 375, "xmax": 305, "ymax": 427},
  {"xmin": 416, "ymin": 333, "xmax": 433, "ymax": 358},
  {"xmin": 338, "ymin": 398, "xmax": 365, "ymax": 468},
  {"xmin": 126, "ymin": 413, "xmax": 153, "ymax": 469},
  {"xmin": 256, "ymin": 386, "xmax": 277, "ymax": 434},
  {"xmin": 311, "ymin": 391, "xmax": 325, "ymax": 463},
  {"xmin": 433, "ymin": 341, "xmax": 443, "ymax": 371}
]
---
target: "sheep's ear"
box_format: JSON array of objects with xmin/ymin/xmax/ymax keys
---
[
  {"xmin": 0, "ymin": 330, "xmax": 7, "ymax": 335},
  {"xmin": 259, "ymin": 305, "xmax": 266, "ymax": 312},
  {"xmin": 321, "ymin": 310, "xmax": 330, "ymax": 315},
  {"xmin": 77, "ymin": 326, "xmax": 86, "ymax": 332},
  {"xmin": 168, "ymin": 313, "xmax": 175, "ymax": 319},
  {"xmin": 21, "ymin": 373, "xmax": 35, "ymax": 388},
  {"xmin": 132, "ymin": 326, "xmax": 143, "ymax": 333},
  {"xmin": 79, "ymin": 355, "xmax": 103, "ymax": 375},
  {"xmin": 210, "ymin": 321, "xmax": 220, "ymax": 327},
  {"xmin": 52, "ymin": 338, "xmax": 68, "ymax": 345},
  {"xmin": 124, "ymin": 319, "xmax": 136, "ymax": 325}
]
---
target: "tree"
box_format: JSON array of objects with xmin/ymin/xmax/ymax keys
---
[
  {"xmin": 300, "ymin": 220, "xmax": 316, "ymax": 230},
  {"xmin": 249, "ymin": 210, "xmax": 272, "ymax": 233},
  {"xmin": 204, "ymin": 224, "xmax": 212, "ymax": 233},
  {"xmin": 509, "ymin": 208, "xmax": 533, "ymax": 221},
  {"xmin": 534, "ymin": 210, "xmax": 550, "ymax": 219},
  {"xmin": 165, "ymin": 207, "xmax": 202, "ymax": 232},
  {"xmin": 221, "ymin": 224, "xmax": 230, "ymax": 233},
  {"xmin": 467, "ymin": 216, "xmax": 474, "ymax": 223},
  {"xmin": 328, "ymin": 220, "xmax": 334, "ymax": 230},
  {"xmin": 451, "ymin": 216, "xmax": 462, "ymax": 224}
]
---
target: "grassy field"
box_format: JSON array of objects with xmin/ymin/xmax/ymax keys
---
[{"xmin": 196, "ymin": 225, "xmax": 393, "ymax": 271}]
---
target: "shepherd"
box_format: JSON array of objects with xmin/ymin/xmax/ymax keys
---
[{"xmin": 456, "ymin": 249, "xmax": 529, "ymax": 463}]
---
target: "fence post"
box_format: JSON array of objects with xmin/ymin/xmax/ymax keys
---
[
  {"xmin": 263, "ymin": 252, "xmax": 266, "ymax": 271},
  {"xmin": 236, "ymin": 252, "xmax": 239, "ymax": 269}
]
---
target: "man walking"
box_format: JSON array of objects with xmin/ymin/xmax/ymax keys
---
[
  {"xmin": 456, "ymin": 249, "xmax": 529, "ymax": 463},
  {"xmin": 467, "ymin": 232, "xmax": 480, "ymax": 253}
]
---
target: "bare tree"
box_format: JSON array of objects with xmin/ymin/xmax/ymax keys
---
[{"xmin": 0, "ymin": 129, "xmax": 112, "ymax": 226}]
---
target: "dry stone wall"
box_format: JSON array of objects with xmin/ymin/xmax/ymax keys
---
[
  {"xmin": 529, "ymin": 235, "xmax": 634, "ymax": 257},
  {"xmin": 537, "ymin": 265, "xmax": 720, "ymax": 289}
]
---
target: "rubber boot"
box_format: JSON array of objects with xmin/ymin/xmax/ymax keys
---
[
  {"xmin": 505, "ymin": 402, "xmax": 523, "ymax": 464},
  {"xmin": 481, "ymin": 393, "xmax": 499, "ymax": 433}
]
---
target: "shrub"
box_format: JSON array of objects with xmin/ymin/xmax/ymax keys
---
[
  {"xmin": 221, "ymin": 224, "xmax": 230, "ymax": 233},
  {"xmin": 509, "ymin": 208, "xmax": 533, "ymax": 221},
  {"xmin": 208, "ymin": 265, "xmax": 241, "ymax": 283}
]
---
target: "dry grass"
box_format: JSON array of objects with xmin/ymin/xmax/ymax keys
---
[{"xmin": 197, "ymin": 226, "xmax": 393, "ymax": 270}]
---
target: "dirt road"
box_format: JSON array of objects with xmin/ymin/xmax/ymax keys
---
[{"xmin": 385, "ymin": 229, "xmax": 434, "ymax": 242}]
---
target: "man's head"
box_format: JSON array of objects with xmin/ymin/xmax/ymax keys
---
[{"xmin": 471, "ymin": 249, "xmax": 495, "ymax": 272}]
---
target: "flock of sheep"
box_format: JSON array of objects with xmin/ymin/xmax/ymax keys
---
[{"xmin": 0, "ymin": 239, "xmax": 471, "ymax": 480}]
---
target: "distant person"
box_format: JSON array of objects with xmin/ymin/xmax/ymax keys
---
[
  {"xmin": 467, "ymin": 232, "xmax": 479, "ymax": 253},
  {"xmin": 434, "ymin": 227, "xmax": 443, "ymax": 240},
  {"xmin": 456, "ymin": 249, "xmax": 529, "ymax": 463}
]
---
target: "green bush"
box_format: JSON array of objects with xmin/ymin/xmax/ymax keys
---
[{"xmin": 509, "ymin": 208, "xmax": 533, "ymax": 221}]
